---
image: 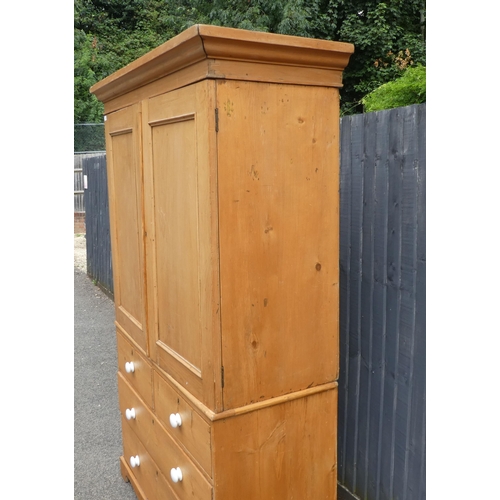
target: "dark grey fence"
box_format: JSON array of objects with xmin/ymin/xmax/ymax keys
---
[
  {"xmin": 82, "ymin": 153, "xmax": 114, "ymax": 298},
  {"xmin": 75, "ymin": 152, "xmax": 106, "ymax": 213},
  {"xmin": 80, "ymin": 104, "xmax": 426, "ymax": 500},
  {"xmin": 338, "ymin": 104, "xmax": 426, "ymax": 500}
]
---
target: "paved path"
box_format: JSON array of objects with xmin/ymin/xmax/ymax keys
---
[{"xmin": 74, "ymin": 268, "xmax": 137, "ymax": 499}]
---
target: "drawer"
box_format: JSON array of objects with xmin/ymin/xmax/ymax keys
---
[
  {"xmin": 116, "ymin": 330, "xmax": 153, "ymax": 408},
  {"xmin": 121, "ymin": 416, "xmax": 178, "ymax": 500},
  {"xmin": 153, "ymin": 371, "xmax": 212, "ymax": 476},
  {"xmin": 118, "ymin": 373, "xmax": 213, "ymax": 500}
]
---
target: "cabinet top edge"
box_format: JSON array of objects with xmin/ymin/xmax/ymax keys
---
[
  {"xmin": 90, "ymin": 24, "xmax": 354, "ymax": 103},
  {"xmin": 197, "ymin": 24, "xmax": 355, "ymax": 55}
]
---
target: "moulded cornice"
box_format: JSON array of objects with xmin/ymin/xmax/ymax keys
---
[{"xmin": 90, "ymin": 24, "xmax": 354, "ymax": 103}]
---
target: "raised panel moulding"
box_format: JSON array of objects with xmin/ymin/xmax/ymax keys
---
[{"xmin": 90, "ymin": 24, "xmax": 354, "ymax": 103}]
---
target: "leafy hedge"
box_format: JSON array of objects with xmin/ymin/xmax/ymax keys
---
[{"xmin": 361, "ymin": 64, "xmax": 426, "ymax": 112}]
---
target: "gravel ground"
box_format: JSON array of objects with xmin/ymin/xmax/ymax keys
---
[{"xmin": 74, "ymin": 234, "xmax": 87, "ymax": 272}]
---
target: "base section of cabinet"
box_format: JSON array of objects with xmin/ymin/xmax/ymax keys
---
[
  {"xmin": 120, "ymin": 363, "xmax": 338, "ymax": 499},
  {"xmin": 118, "ymin": 348, "xmax": 338, "ymax": 500},
  {"xmin": 212, "ymin": 385, "xmax": 338, "ymax": 499}
]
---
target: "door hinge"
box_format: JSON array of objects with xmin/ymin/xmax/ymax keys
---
[
  {"xmin": 221, "ymin": 366, "xmax": 224, "ymax": 388},
  {"xmin": 215, "ymin": 107, "xmax": 219, "ymax": 133}
]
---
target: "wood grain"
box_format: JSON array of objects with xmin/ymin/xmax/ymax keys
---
[
  {"xmin": 207, "ymin": 58, "xmax": 344, "ymax": 87},
  {"xmin": 116, "ymin": 328, "xmax": 154, "ymax": 408},
  {"xmin": 212, "ymin": 386, "xmax": 338, "ymax": 499},
  {"xmin": 119, "ymin": 456, "xmax": 148, "ymax": 500},
  {"xmin": 217, "ymin": 80, "xmax": 340, "ymax": 409},
  {"xmin": 142, "ymin": 80, "xmax": 222, "ymax": 411},
  {"xmin": 91, "ymin": 24, "xmax": 354, "ymax": 103},
  {"xmin": 92, "ymin": 24, "xmax": 352, "ymax": 500},
  {"xmin": 118, "ymin": 375, "xmax": 213, "ymax": 499},
  {"xmin": 106, "ymin": 104, "xmax": 148, "ymax": 353},
  {"xmin": 153, "ymin": 370, "xmax": 212, "ymax": 476},
  {"xmin": 121, "ymin": 417, "xmax": 180, "ymax": 500}
]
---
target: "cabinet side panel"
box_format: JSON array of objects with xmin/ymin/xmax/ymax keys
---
[
  {"xmin": 212, "ymin": 387, "xmax": 338, "ymax": 499},
  {"xmin": 217, "ymin": 81, "xmax": 340, "ymax": 408}
]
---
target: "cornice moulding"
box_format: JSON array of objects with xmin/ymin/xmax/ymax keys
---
[{"xmin": 90, "ymin": 24, "xmax": 354, "ymax": 103}]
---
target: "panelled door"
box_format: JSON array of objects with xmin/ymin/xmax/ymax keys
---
[
  {"xmin": 142, "ymin": 81, "xmax": 222, "ymax": 411},
  {"xmin": 105, "ymin": 103, "xmax": 148, "ymax": 353}
]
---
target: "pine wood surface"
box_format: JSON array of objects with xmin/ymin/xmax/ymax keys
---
[
  {"xmin": 119, "ymin": 372, "xmax": 213, "ymax": 479},
  {"xmin": 121, "ymin": 420, "xmax": 181, "ymax": 500},
  {"xmin": 143, "ymin": 81, "xmax": 222, "ymax": 411},
  {"xmin": 120, "ymin": 368, "xmax": 338, "ymax": 499},
  {"xmin": 91, "ymin": 24, "xmax": 353, "ymax": 500},
  {"xmin": 90, "ymin": 24, "xmax": 354, "ymax": 104},
  {"xmin": 116, "ymin": 328, "xmax": 153, "ymax": 408},
  {"xmin": 153, "ymin": 370, "xmax": 213, "ymax": 476},
  {"xmin": 217, "ymin": 80, "xmax": 340, "ymax": 409},
  {"xmin": 106, "ymin": 105, "xmax": 148, "ymax": 353},
  {"xmin": 119, "ymin": 377, "xmax": 213, "ymax": 499},
  {"xmin": 119, "ymin": 456, "xmax": 148, "ymax": 500},
  {"xmin": 212, "ymin": 386, "xmax": 338, "ymax": 499}
]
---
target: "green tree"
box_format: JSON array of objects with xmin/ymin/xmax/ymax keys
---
[
  {"xmin": 195, "ymin": 0, "xmax": 426, "ymax": 114},
  {"xmin": 74, "ymin": 29, "xmax": 104, "ymax": 123},
  {"xmin": 74, "ymin": 0, "xmax": 211, "ymax": 123},
  {"xmin": 74, "ymin": 0, "xmax": 425, "ymax": 121},
  {"xmin": 337, "ymin": 0, "xmax": 425, "ymax": 113}
]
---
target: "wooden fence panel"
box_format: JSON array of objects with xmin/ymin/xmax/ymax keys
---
[
  {"xmin": 74, "ymin": 156, "xmax": 84, "ymax": 212},
  {"xmin": 338, "ymin": 104, "xmax": 426, "ymax": 500},
  {"xmin": 82, "ymin": 154, "xmax": 114, "ymax": 297}
]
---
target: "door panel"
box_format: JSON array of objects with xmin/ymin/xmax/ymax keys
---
[
  {"xmin": 152, "ymin": 117, "xmax": 202, "ymax": 372},
  {"xmin": 143, "ymin": 81, "xmax": 221, "ymax": 410},
  {"xmin": 106, "ymin": 104, "xmax": 148, "ymax": 352}
]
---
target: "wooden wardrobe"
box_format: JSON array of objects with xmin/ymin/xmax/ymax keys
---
[{"xmin": 91, "ymin": 24, "xmax": 353, "ymax": 500}]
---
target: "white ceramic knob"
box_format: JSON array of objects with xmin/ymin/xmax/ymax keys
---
[
  {"xmin": 169, "ymin": 413, "xmax": 182, "ymax": 428},
  {"xmin": 125, "ymin": 408, "xmax": 136, "ymax": 420},
  {"xmin": 125, "ymin": 361, "xmax": 135, "ymax": 373},
  {"xmin": 130, "ymin": 455, "xmax": 140, "ymax": 468},
  {"xmin": 170, "ymin": 467, "xmax": 183, "ymax": 483}
]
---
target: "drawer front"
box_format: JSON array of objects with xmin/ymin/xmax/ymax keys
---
[
  {"xmin": 122, "ymin": 416, "xmax": 178, "ymax": 500},
  {"xmin": 153, "ymin": 371, "xmax": 212, "ymax": 476},
  {"xmin": 118, "ymin": 373, "xmax": 213, "ymax": 500},
  {"xmin": 117, "ymin": 330, "xmax": 153, "ymax": 408}
]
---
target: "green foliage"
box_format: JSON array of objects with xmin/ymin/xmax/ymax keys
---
[
  {"xmin": 337, "ymin": 1, "xmax": 425, "ymax": 114},
  {"xmin": 361, "ymin": 64, "xmax": 425, "ymax": 112},
  {"xmin": 74, "ymin": 0, "xmax": 205, "ymax": 123},
  {"xmin": 74, "ymin": 29, "xmax": 104, "ymax": 123},
  {"xmin": 74, "ymin": 0, "xmax": 426, "ymax": 121}
]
